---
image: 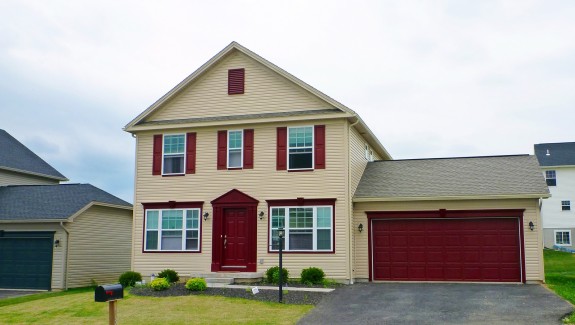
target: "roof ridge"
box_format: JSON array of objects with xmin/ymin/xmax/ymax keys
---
[{"xmin": 372, "ymin": 154, "xmax": 531, "ymax": 162}]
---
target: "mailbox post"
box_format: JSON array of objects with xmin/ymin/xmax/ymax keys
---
[{"xmin": 95, "ymin": 284, "xmax": 124, "ymax": 325}]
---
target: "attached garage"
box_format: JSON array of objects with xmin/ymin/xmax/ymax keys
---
[
  {"xmin": 0, "ymin": 232, "xmax": 54, "ymax": 289},
  {"xmin": 369, "ymin": 210, "xmax": 523, "ymax": 282},
  {"xmin": 353, "ymin": 155, "xmax": 550, "ymax": 284},
  {"xmin": 0, "ymin": 184, "xmax": 133, "ymax": 290}
]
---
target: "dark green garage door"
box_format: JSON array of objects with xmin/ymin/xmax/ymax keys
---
[{"xmin": 0, "ymin": 232, "xmax": 54, "ymax": 290}]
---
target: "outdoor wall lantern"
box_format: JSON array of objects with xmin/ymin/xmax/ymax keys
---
[
  {"xmin": 54, "ymin": 239, "xmax": 60, "ymax": 247},
  {"xmin": 358, "ymin": 223, "xmax": 364, "ymax": 233},
  {"xmin": 259, "ymin": 211, "xmax": 265, "ymax": 220},
  {"xmin": 529, "ymin": 221, "xmax": 534, "ymax": 231},
  {"xmin": 203, "ymin": 212, "xmax": 209, "ymax": 221}
]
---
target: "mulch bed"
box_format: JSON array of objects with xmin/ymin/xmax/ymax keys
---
[{"xmin": 130, "ymin": 283, "xmax": 331, "ymax": 305}]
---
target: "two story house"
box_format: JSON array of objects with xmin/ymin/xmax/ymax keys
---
[
  {"xmin": 0, "ymin": 129, "xmax": 133, "ymax": 290},
  {"xmin": 125, "ymin": 42, "xmax": 549, "ymax": 284},
  {"xmin": 535, "ymin": 142, "xmax": 575, "ymax": 249}
]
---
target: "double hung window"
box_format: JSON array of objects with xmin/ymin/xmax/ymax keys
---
[
  {"xmin": 228, "ymin": 130, "xmax": 243, "ymax": 168},
  {"xmin": 562, "ymin": 200, "xmax": 571, "ymax": 211},
  {"xmin": 145, "ymin": 209, "xmax": 200, "ymax": 251},
  {"xmin": 555, "ymin": 230, "xmax": 571, "ymax": 246},
  {"xmin": 270, "ymin": 206, "xmax": 332, "ymax": 251},
  {"xmin": 288, "ymin": 126, "xmax": 313, "ymax": 170},
  {"xmin": 545, "ymin": 170, "xmax": 557, "ymax": 186},
  {"xmin": 163, "ymin": 134, "xmax": 185, "ymax": 174}
]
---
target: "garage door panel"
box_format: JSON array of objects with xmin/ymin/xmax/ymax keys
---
[
  {"xmin": 372, "ymin": 217, "xmax": 521, "ymax": 282},
  {"xmin": 0, "ymin": 235, "xmax": 53, "ymax": 290}
]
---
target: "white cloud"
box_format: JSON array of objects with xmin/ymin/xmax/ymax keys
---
[{"xmin": 1, "ymin": 0, "xmax": 574, "ymax": 200}]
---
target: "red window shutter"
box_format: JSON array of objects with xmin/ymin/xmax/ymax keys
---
[
  {"xmin": 228, "ymin": 68, "xmax": 245, "ymax": 95},
  {"xmin": 152, "ymin": 134, "xmax": 163, "ymax": 175},
  {"xmin": 314, "ymin": 125, "xmax": 326, "ymax": 169},
  {"xmin": 186, "ymin": 132, "xmax": 196, "ymax": 174},
  {"xmin": 243, "ymin": 129, "xmax": 254, "ymax": 169},
  {"xmin": 217, "ymin": 130, "xmax": 227, "ymax": 170},
  {"xmin": 276, "ymin": 127, "xmax": 287, "ymax": 170}
]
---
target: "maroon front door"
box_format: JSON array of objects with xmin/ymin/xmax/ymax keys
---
[
  {"xmin": 222, "ymin": 208, "xmax": 248, "ymax": 269},
  {"xmin": 211, "ymin": 189, "xmax": 259, "ymax": 272}
]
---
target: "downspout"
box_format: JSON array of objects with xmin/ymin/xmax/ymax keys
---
[
  {"xmin": 59, "ymin": 222, "xmax": 70, "ymax": 291},
  {"xmin": 347, "ymin": 117, "xmax": 360, "ymax": 284}
]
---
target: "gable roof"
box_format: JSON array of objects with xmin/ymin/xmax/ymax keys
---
[
  {"xmin": 124, "ymin": 41, "xmax": 391, "ymax": 160},
  {"xmin": 534, "ymin": 142, "xmax": 575, "ymax": 167},
  {"xmin": 354, "ymin": 155, "xmax": 549, "ymax": 201},
  {"xmin": 0, "ymin": 129, "xmax": 67, "ymax": 181},
  {"xmin": 0, "ymin": 184, "xmax": 132, "ymax": 222}
]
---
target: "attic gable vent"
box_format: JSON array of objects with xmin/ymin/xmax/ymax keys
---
[{"xmin": 228, "ymin": 68, "xmax": 245, "ymax": 95}]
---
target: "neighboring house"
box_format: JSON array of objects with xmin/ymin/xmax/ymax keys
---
[
  {"xmin": 0, "ymin": 130, "xmax": 133, "ymax": 290},
  {"xmin": 535, "ymin": 142, "xmax": 575, "ymax": 249},
  {"xmin": 124, "ymin": 42, "xmax": 549, "ymax": 284}
]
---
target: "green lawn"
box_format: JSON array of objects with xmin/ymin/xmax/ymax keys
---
[
  {"xmin": 544, "ymin": 249, "xmax": 575, "ymax": 323},
  {"xmin": 0, "ymin": 289, "xmax": 312, "ymax": 324}
]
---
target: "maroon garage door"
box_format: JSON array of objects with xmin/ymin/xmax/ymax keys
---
[{"xmin": 371, "ymin": 217, "xmax": 522, "ymax": 282}]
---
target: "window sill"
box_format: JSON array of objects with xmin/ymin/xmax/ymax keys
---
[
  {"xmin": 161, "ymin": 174, "xmax": 185, "ymax": 177},
  {"xmin": 287, "ymin": 169, "xmax": 314, "ymax": 172},
  {"xmin": 267, "ymin": 250, "xmax": 334, "ymax": 254},
  {"xmin": 555, "ymin": 244, "xmax": 572, "ymax": 247},
  {"xmin": 143, "ymin": 250, "xmax": 201, "ymax": 253}
]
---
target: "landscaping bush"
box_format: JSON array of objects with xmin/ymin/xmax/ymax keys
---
[
  {"xmin": 300, "ymin": 267, "xmax": 325, "ymax": 285},
  {"xmin": 157, "ymin": 269, "xmax": 180, "ymax": 283},
  {"xmin": 150, "ymin": 278, "xmax": 170, "ymax": 291},
  {"xmin": 119, "ymin": 271, "xmax": 142, "ymax": 287},
  {"xmin": 266, "ymin": 266, "xmax": 289, "ymax": 284},
  {"xmin": 185, "ymin": 278, "xmax": 207, "ymax": 291}
]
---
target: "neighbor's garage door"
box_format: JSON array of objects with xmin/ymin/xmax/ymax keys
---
[
  {"xmin": 0, "ymin": 232, "xmax": 54, "ymax": 290},
  {"xmin": 372, "ymin": 217, "xmax": 522, "ymax": 282}
]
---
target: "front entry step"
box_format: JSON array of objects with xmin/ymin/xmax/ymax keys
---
[{"xmin": 190, "ymin": 272, "xmax": 264, "ymax": 284}]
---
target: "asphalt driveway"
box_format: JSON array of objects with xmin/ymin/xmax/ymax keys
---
[
  {"xmin": 298, "ymin": 283, "xmax": 573, "ymax": 325},
  {"xmin": 0, "ymin": 290, "xmax": 43, "ymax": 300}
]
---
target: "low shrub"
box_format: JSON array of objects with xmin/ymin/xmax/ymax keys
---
[
  {"xmin": 185, "ymin": 278, "xmax": 207, "ymax": 291},
  {"xmin": 300, "ymin": 267, "xmax": 325, "ymax": 285},
  {"xmin": 158, "ymin": 269, "xmax": 180, "ymax": 283},
  {"xmin": 150, "ymin": 278, "xmax": 170, "ymax": 291},
  {"xmin": 266, "ymin": 266, "xmax": 289, "ymax": 284},
  {"xmin": 119, "ymin": 271, "xmax": 142, "ymax": 287}
]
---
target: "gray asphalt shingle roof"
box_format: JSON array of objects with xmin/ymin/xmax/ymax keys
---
[
  {"xmin": 354, "ymin": 155, "xmax": 549, "ymax": 199},
  {"xmin": 534, "ymin": 142, "xmax": 575, "ymax": 166},
  {"xmin": 0, "ymin": 184, "xmax": 132, "ymax": 221},
  {"xmin": 0, "ymin": 129, "xmax": 67, "ymax": 180}
]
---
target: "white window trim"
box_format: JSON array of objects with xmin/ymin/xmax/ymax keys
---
[
  {"xmin": 269, "ymin": 205, "xmax": 333, "ymax": 252},
  {"xmin": 227, "ymin": 130, "xmax": 244, "ymax": 169},
  {"xmin": 287, "ymin": 126, "xmax": 314, "ymax": 171},
  {"xmin": 365, "ymin": 144, "xmax": 369, "ymax": 161},
  {"xmin": 162, "ymin": 133, "xmax": 186, "ymax": 175},
  {"xmin": 144, "ymin": 208, "xmax": 201, "ymax": 252},
  {"xmin": 554, "ymin": 230, "xmax": 572, "ymax": 246},
  {"xmin": 369, "ymin": 149, "xmax": 374, "ymax": 162}
]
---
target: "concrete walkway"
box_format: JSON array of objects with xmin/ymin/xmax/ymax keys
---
[
  {"xmin": 208, "ymin": 283, "xmax": 334, "ymax": 292},
  {"xmin": 298, "ymin": 283, "xmax": 573, "ymax": 325},
  {"xmin": 0, "ymin": 289, "xmax": 45, "ymax": 300}
]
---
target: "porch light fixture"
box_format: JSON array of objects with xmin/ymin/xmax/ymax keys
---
[
  {"xmin": 54, "ymin": 239, "xmax": 60, "ymax": 247},
  {"xmin": 358, "ymin": 224, "xmax": 364, "ymax": 233},
  {"xmin": 203, "ymin": 212, "xmax": 209, "ymax": 221},
  {"xmin": 259, "ymin": 211, "xmax": 265, "ymax": 220},
  {"xmin": 529, "ymin": 221, "xmax": 534, "ymax": 231}
]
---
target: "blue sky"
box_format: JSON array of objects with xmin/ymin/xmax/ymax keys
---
[{"xmin": 1, "ymin": 1, "xmax": 574, "ymax": 202}]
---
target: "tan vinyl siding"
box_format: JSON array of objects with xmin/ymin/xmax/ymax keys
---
[
  {"xmin": 66, "ymin": 206, "xmax": 133, "ymax": 288},
  {"xmin": 349, "ymin": 126, "xmax": 369, "ymax": 197},
  {"xmin": 133, "ymin": 118, "xmax": 350, "ymax": 280},
  {"xmin": 0, "ymin": 170, "xmax": 59, "ymax": 186},
  {"xmin": 147, "ymin": 50, "xmax": 333, "ymax": 122},
  {"xmin": 0, "ymin": 223, "xmax": 66, "ymax": 290},
  {"xmin": 353, "ymin": 199, "xmax": 544, "ymax": 282}
]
